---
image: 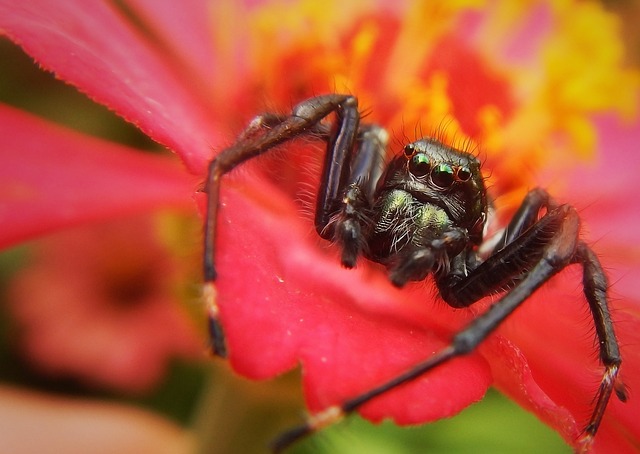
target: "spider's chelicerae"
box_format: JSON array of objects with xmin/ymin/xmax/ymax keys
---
[{"xmin": 202, "ymin": 94, "xmax": 626, "ymax": 452}]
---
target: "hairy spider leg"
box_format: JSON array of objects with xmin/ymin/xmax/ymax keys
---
[
  {"xmin": 271, "ymin": 192, "xmax": 624, "ymax": 453},
  {"xmin": 202, "ymin": 113, "xmax": 290, "ymax": 357},
  {"xmin": 320, "ymin": 124, "xmax": 389, "ymax": 267},
  {"xmin": 574, "ymin": 242, "xmax": 627, "ymax": 450},
  {"xmin": 436, "ymin": 188, "xmax": 562, "ymax": 306},
  {"xmin": 203, "ymin": 94, "xmax": 361, "ymax": 357},
  {"xmin": 492, "ymin": 187, "xmax": 554, "ymax": 251},
  {"xmin": 440, "ymin": 188, "xmax": 625, "ymax": 450}
]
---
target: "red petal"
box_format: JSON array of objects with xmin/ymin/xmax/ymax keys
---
[
  {"xmin": 206, "ymin": 174, "xmax": 493, "ymax": 424},
  {"xmin": 0, "ymin": 0, "xmax": 220, "ymax": 173},
  {"xmin": 0, "ymin": 104, "xmax": 194, "ymax": 248}
]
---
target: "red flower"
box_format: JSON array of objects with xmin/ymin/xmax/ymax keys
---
[{"xmin": 1, "ymin": 0, "xmax": 639, "ymax": 452}]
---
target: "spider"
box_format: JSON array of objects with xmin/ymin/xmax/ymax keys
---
[{"xmin": 202, "ymin": 94, "xmax": 626, "ymax": 452}]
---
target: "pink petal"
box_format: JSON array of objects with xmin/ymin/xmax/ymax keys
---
[
  {"xmin": 0, "ymin": 104, "xmax": 194, "ymax": 248},
  {"xmin": 566, "ymin": 115, "xmax": 640, "ymax": 247},
  {"xmin": 124, "ymin": 0, "xmax": 256, "ymax": 114},
  {"xmin": 124, "ymin": 0, "xmax": 218, "ymax": 87},
  {"xmin": 0, "ymin": 0, "xmax": 220, "ymax": 173},
  {"xmin": 495, "ymin": 272, "xmax": 640, "ymax": 452}
]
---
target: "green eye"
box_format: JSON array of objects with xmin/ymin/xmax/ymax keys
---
[
  {"xmin": 409, "ymin": 153, "xmax": 430, "ymax": 177},
  {"xmin": 431, "ymin": 163, "xmax": 454, "ymax": 188}
]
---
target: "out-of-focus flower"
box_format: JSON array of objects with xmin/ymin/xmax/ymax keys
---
[
  {"xmin": 8, "ymin": 215, "xmax": 202, "ymax": 392},
  {"xmin": 0, "ymin": 384, "xmax": 195, "ymax": 454},
  {"xmin": 0, "ymin": 0, "xmax": 638, "ymax": 452}
]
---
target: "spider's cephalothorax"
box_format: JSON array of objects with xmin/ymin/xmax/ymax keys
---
[
  {"xmin": 202, "ymin": 94, "xmax": 626, "ymax": 452},
  {"xmin": 361, "ymin": 139, "xmax": 487, "ymax": 286}
]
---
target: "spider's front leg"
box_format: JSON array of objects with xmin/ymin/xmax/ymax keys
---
[
  {"xmin": 202, "ymin": 94, "xmax": 358, "ymax": 357},
  {"xmin": 317, "ymin": 123, "xmax": 389, "ymax": 267},
  {"xmin": 202, "ymin": 94, "xmax": 386, "ymax": 357}
]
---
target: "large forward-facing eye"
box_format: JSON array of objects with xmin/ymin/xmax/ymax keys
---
[
  {"xmin": 431, "ymin": 163, "xmax": 454, "ymax": 188},
  {"xmin": 409, "ymin": 153, "xmax": 431, "ymax": 177}
]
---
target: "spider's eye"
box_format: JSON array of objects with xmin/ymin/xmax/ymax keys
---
[
  {"xmin": 456, "ymin": 166, "xmax": 472, "ymax": 182},
  {"xmin": 409, "ymin": 153, "xmax": 430, "ymax": 177},
  {"xmin": 431, "ymin": 163, "xmax": 455, "ymax": 188}
]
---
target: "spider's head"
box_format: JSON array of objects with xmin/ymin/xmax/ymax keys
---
[{"xmin": 378, "ymin": 138, "xmax": 487, "ymax": 245}]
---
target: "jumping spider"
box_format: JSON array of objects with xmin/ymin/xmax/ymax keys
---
[{"xmin": 202, "ymin": 94, "xmax": 626, "ymax": 452}]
